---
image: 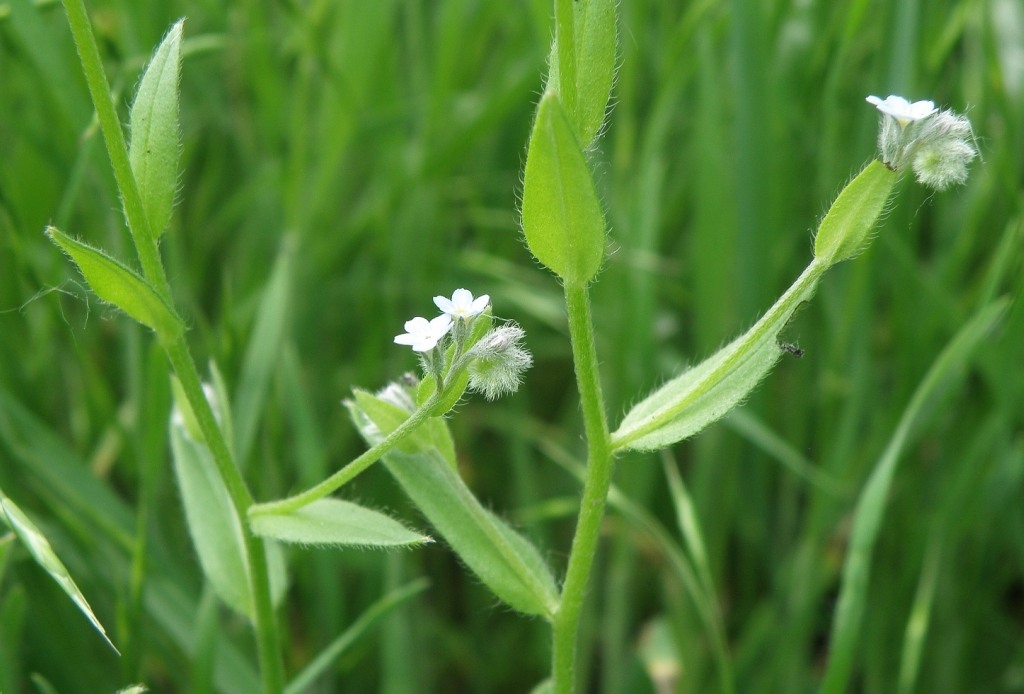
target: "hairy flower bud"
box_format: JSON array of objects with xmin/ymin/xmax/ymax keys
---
[
  {"xmin": 465, "ymin": 324, "xmax": 533, "ymax": 400},
  {"xmin": 866, "ymin": 94, "xmax": 977, "ymax": 190}
]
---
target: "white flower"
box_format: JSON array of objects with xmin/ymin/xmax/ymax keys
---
[
  {"xmin": 866, "ymin": 94, "xmax": 937, "ymax": 127},
  {"xmin": 394, "ymin": 315, "xmax": 453, "ymax": 352},
  {"xmin": 433, "ymin": 288, "xmax": 490, "ymax": 320}
]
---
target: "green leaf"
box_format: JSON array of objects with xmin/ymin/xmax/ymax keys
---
[
  {"xmin": 348, "ymin": 393, "xmax": 560, "ymax": 618},
  {"xmin": 522, "ymin": 91, "xmax": 606, "ymax": 285},
  {"xmin": 546, "ymin": 0, "xmax": 617, "ymax": 147},
  {"xmin": 0, "ymin": 494, "xmax": 119, "ymax": 654},
  {"xmin": 352, "ymin": 387, "xmax": 456, "ymax": 468},
  {"xmin": 169, "ymin": 407, "xmax": 287, "ymax": 619},
  {"xmin": 129, "ymin": 19, "xmax": 183, "ymax": 238},
  {"xmin": 813, "ymin": 160, "xmax": 898, "ymax": 267},
  {"xmin": 612, "ymin": 262, "xmax": 825, "ymax": 452},
  {"xmin": 250, "ymin": 498, "xmax": 431, "ymax": 549},
  {"xmin": 46, "ymin": 227, "xmax": 183, "ymax": 339}
]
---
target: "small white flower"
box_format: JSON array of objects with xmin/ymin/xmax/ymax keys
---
[
  {"xmin": 866, "ymin": 94, "xmax": 937, "ymax": 127},
  {"xmin": 394, "ymin": 315, "xmax": 453, "ymax": 352},
  {"xmin": 433, "ymin": 288, "xmax": 490, "ymax": 320}
]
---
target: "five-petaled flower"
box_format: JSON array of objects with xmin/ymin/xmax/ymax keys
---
[
  {"xmin": 434, "ymin": 288, "xmax": 490, "ymax": 320},
  {"xmin": 394, "ymin": 315, "xmax": 453, "ymax": 352},
  {"xmin": 866, "ymin": 95, "xmax": 937, "ymax": 127}
]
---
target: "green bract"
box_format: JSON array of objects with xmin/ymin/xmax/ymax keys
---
[
  {"xmin": 47, "ymin": 227, "xmax": 183, "ymax": 339},
  {"xmin": 128, "ymin": 19, "xmax": 183, "ymax": 239},
  {"xmin": 522, "ymin": 92, "xmax": 606, "ymax": 285},
  {"xmin": 814, "ymin": 160, "xmax": 898, "ymax": 267}
]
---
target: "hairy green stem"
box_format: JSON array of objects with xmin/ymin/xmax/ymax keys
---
[
  {"xmin": 61, "ymin": 0, "xmax": 170, "ymax": 298},
  {"xmin": 249, "ymin": 392, "xmax": 443, "ymax": 518},
  {"xmin": 552, "ymin": 282, "xmax": 612, "ymax": 693},
  {"xmin": 59, "ymin": 5, "xmax": 283, "ymax": 689}
]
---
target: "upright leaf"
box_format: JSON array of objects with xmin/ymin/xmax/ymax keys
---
[
  {"xmin": 0, "ymin": 493, "xmax": 119, "ymax": 654},
  {"xmin": 47, "ymin": 227, "xmax": 183, "ymax": 339},
  {"xmin": 546, "ymin": 0, "xmax": 617, "ymax": 147},
  {"xmin": 522, "ymin": 91, "xmax": 606, "ymax": 285},
  {"xmin": 129, "ymin": 19, "xmax": 183, "ymax": 238}
]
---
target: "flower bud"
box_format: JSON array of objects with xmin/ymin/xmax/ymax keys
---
[
  {"xmin": 465, "ymin": 324, "xmax": 533, "ymax": 401},
  {"xmin": 866, "ymin": 94, "xmax": 977, "ymax": 190}
]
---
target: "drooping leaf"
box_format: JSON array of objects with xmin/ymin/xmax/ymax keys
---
[
  {"xmin": 129, "ymin": 19, "xmax": 184, "ymax": 238},
  {"xmin": 250, "ymin": 498, "xmax": 431, "ymax": 549},
  {"xmin": 348, "ymin": 390, "xmax": 559, "ymax": 618},
  {"xmin": 0, "ymin": 494, "xmax": 119, "ymax": 654},
  {"xmin": 522, "ymin": 91, "xmax": 606, "ymax": 285},
  {"xmin": 47, "ymin": 227, "xmax": 183, "ymax": 339}
]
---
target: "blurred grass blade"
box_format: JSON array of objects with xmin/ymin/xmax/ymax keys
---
[
  {"xmin": 897, "ymin": 534, "xmax": 941, "ymax": 694},
  {"xmin": 0, "ymin": 493, "xmax": 119, "ymax": 654},
  {"xmin": 348, "ymin": 391, "xmax": 560, "ymax": 618},
  {"xmin": 250, "ymin": 498, "xmax": 432, "ymax": 549},
  {"xmin": 820, "ymin": 298, "xmax": 1009, "ymax": 694},
  {"xmin": 612, "ymin": 261, "xmax": 823, "ymax": 452},
  {"xmin": 284, "ymin": 579, "xmax": 429, "ymax": 694},
  {"xmin": 521, "ymin": 91, "xmax": 606, "ymax": 285},
  {"xmin": 233, "ymin": 236, "xmax": 294, "ymax": 467},
  {"xmin": 47, "ymin": 227, "xmax": 183, "ymax": 339},
  {"xmin": 128, "ymin": 19, "xmax": 183, "ymax": 239}
]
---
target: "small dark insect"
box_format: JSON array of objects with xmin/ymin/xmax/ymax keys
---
[{"xmin": 780, "ymin": 342, "xmax": 805, "ymax": 358}]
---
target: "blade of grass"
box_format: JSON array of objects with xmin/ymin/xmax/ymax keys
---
[
  {"xmin": 285, "ymin": 579, "xmax": 429, "ymax": 694},
  {"xmin": 820, "ymin": 297, "xmax": 1009, "ymax": 694}
]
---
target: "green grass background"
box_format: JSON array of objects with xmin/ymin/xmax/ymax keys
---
[{"xmin": 1, "ymin": 0, "xmax": 1022, "ymax": 692}]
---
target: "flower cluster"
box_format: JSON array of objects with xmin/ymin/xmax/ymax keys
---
[
  {"xmin": 866, "ymin": 94, "xmax": 977, "ymax": 190},
  {"xmin": 393, "ymin": 288, "xmax": 531, "ymax": 401}
]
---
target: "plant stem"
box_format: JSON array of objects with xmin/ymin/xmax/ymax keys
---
[
  {"xmin": 552, "ymin": 281, "xmax": 612, "ymax": 694},
  {"xmin": 61, "ymin": 0, "xmax": 170, "ymax": 298},
  {"xmin": 163, "ymin": 335, "xmax": 285, "ymax": 694},
  {"xmin": 249, "ymin": 392, "xmax": 442, "ymax": 518}
]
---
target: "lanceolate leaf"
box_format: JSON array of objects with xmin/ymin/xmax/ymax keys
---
[
  {"xmin": 129, "ymin": 19, "xmax": 183, "ymax": 239},
  {"xmin": 612, "ymin": 262, "xmax": 825, "ymax": 452},
  {"xmin": 169, "ymin": 410, "xmax": 286, "ymax": 619},
  {"xmin": 47, "ymin": 227, "xmax": 183, "ymax": 339},
  {"xmin": 522, "ymin": 91, "xmax": 606, "ymax": 285},
  {"xmin": 0, "ymin": 494, "xmax": 119, "ymax": 654},
  {"xmin": 348, "ymin": 390, "xmax": 560, "ymax": 618},
  {"xmin": 250, "ymin": 498, "xmax": 432, "ymax": 549}
]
